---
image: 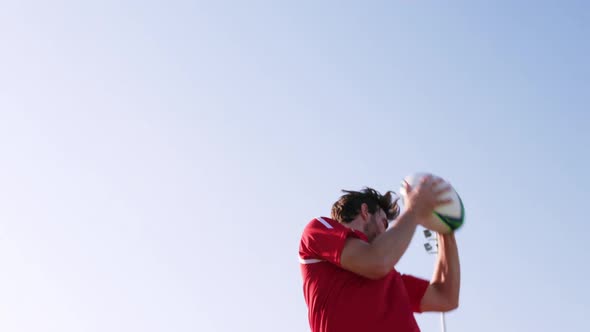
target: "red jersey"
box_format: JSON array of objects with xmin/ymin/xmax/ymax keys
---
[{"xmin": 299, "ymin": 217, "xmax": 429, "ymax": 332}]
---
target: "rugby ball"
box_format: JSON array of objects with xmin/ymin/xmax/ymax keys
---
[{"xmin": 399, "ymin": 173, "xmax": 465, "ymax": 234}]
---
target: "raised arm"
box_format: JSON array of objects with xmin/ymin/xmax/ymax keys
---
[
  {"xmin": 340, "ymin": 209, "xmax": 421, "ymax": 279},
  {"xmin": 420, "ymin": 233, "xmax": 461, "ymax": 312}
]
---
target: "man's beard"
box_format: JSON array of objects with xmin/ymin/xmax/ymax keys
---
[{"xmin": 364, "ymin": 215, "xmax": 380, "ymax": 240}]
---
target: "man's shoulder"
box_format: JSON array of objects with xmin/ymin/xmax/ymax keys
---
[
  {"xmin": 299, "ymin": 217, "xmax": 347, "ymax": 257},
  {"xmin": 302, "ymin": 216, "xmax": 341, "ymax": 232}
]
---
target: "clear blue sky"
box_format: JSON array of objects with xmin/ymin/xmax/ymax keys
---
[{"xmin": 1, "ymin": 1, "xmax": 588, "ymax": 331}]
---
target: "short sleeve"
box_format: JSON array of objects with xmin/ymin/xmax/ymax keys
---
[
  {"xmin": 299, "ymin": 217, "xmax": 356, "ymax": 266},
  {"xmin": 401, "ymin": 274, "xmax": 430, "ymax": 313}
]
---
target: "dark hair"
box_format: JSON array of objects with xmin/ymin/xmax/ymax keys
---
[{"xmin": 331, "ymin": 187, "xmax": 400, "ymax": 224}]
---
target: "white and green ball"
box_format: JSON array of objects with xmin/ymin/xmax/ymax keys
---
[{"xmin": 399, "ymin": 173, "xmax": 465, "ymax": 234}]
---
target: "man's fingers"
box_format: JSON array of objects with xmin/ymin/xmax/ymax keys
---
[
  {"xmin": 430, "ymin": 177, "xmax": 444, "ymax": 186},
  {"xmin": 434, "ymin": 184, "xmax": 452, "ymax": 195},
  {"xmin": 417, "ymin": 175, "xmax": 430, "ymax": 186},
  {"xmin": 403, "ymin": 180, "xmax": 412, "ymax": 192},
  {"xmin": 437, "ymin": 198, "xmax": 453, "ymax": 206}
]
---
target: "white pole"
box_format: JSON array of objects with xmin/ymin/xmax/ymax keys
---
[{"xmin": 440, "ymin": 312, "xmax": 447, "ymax": 332}]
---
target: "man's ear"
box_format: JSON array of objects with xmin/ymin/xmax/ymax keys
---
[{"xmin": 360, "ymin": 203, "xmax": 370, "ymax": 221}]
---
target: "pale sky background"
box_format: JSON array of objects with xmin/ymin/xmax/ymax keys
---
[{"xmin": 1, "ymin": 1, "xmax": 589, "ymax": 332}]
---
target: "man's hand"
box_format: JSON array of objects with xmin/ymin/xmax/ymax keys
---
[{"xmin": 403, "ymin": 175, "xmax": 452, "ymax": 220}]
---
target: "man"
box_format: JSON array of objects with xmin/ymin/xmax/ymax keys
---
[{"xmin": 298, "ymin": 175, "xmax": 460, "ymax": 332}]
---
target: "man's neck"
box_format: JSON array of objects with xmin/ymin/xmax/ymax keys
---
[{"xmin": 344, "ymin": 218, "xmax": 365, "ymax": 234}]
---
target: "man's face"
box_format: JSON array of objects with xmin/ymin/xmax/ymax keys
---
[{"xmin": 364, "ymin": 208, "xmax": 388, "ymax": 242}]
